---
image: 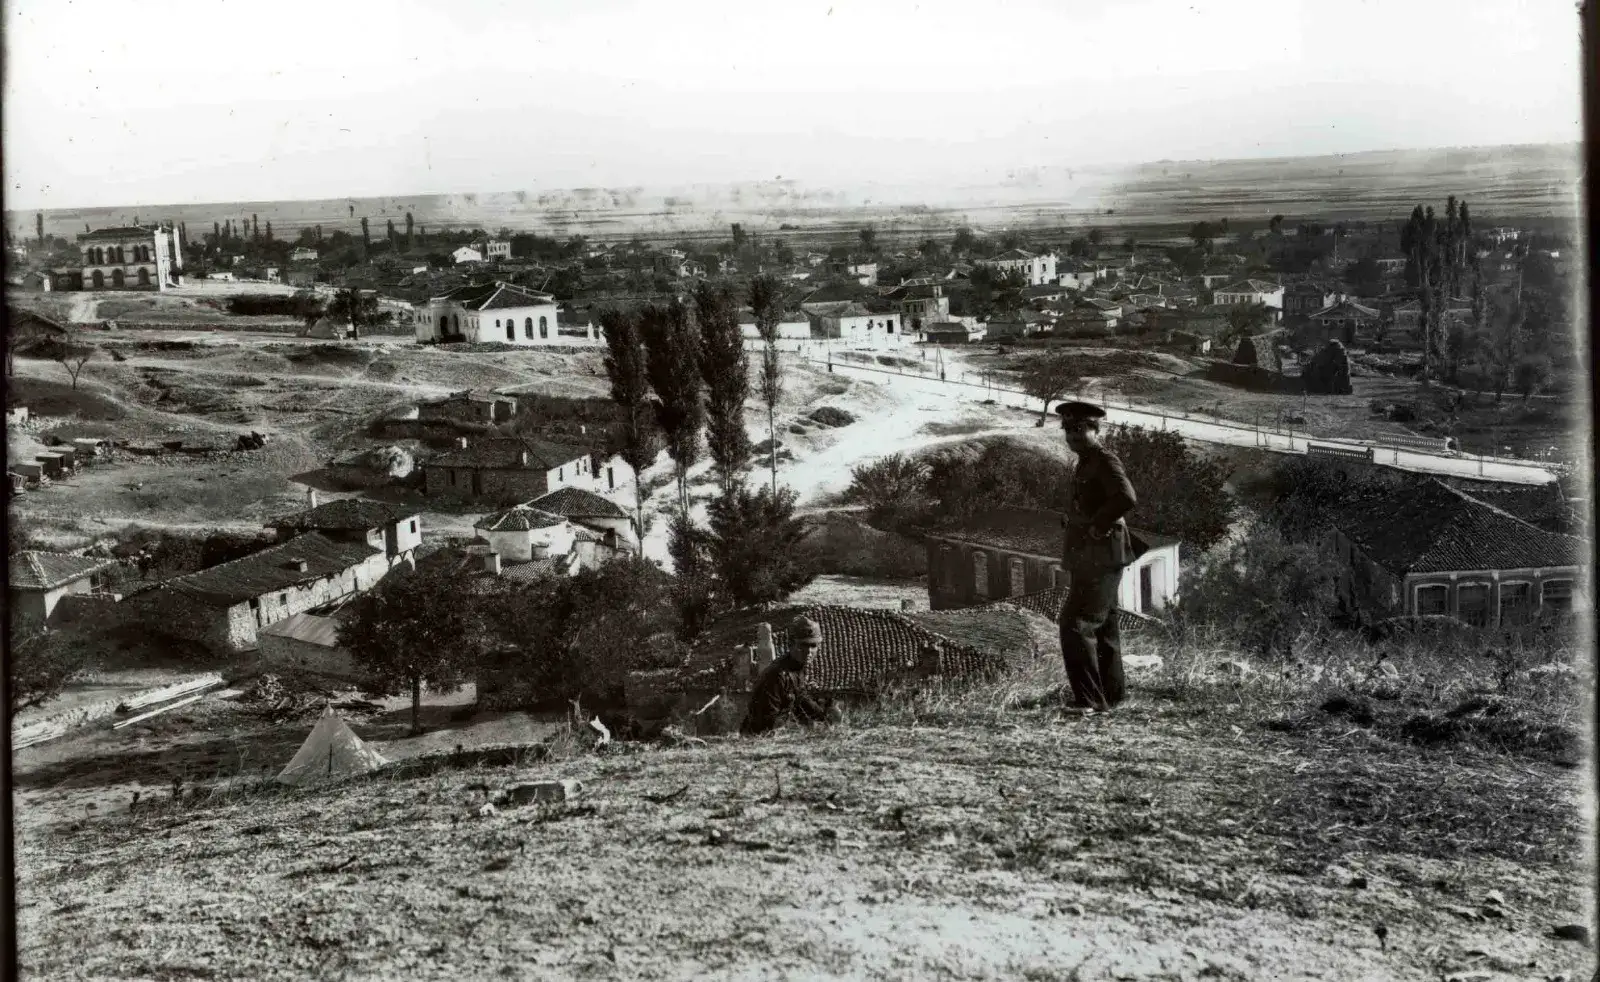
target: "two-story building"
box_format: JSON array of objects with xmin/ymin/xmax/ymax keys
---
[
  {"xmin": 1282, "ymin": 282, "xmax": 1344, "ymax": 323},
  {"xmin": 1326, "ymin": 479, "xmax": 1586, "ymax": 627},
  {"xmin": 413, "ymin": 281, "xmax": 561, "ymax": 345},
  {"xmin": 1214, "ymin": 279, "xmax": 1285, "ymax": 314},
  {"xmin": 483, "ymin": 240, "xmax": 512, "ymax": 261},
  {"xmin": 923, "ymin": 507, "xmax": 1180, "ymax": 617},
  {"xmin": 77, "ymin": 224, "xmax": 184, "ymax": 291},
  {"xmin": 422, "ymin": 436, "xmax": 594, "ymax": 505},
  {"xmin": 980, "ymin": 249, "xmax": 1058, "ymax": 287},
  {"xmin": 1308, "ymin": 299, "xmax": 1381, "ymax": 346},
  {"xmin": 884, "ymin": 283, "xmax": 952, "ymax": 333}
]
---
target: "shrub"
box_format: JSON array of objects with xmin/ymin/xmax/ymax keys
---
[
  {"xmin": 226, "ymin": 292, "xmax": 325, "ymax": 319},
  {"xmin": 808, "ymin": 406, "xmax": 856, "ymax": 428},
  {"xmin": 9, "ymin": 629, "xmax": 91, "ymax": 713},
  {"xmin": 844, "ymin": 453, "xmax": 929, "ymax": 525},
  {"xmin": 1172, "ymin": 519, "xmax": 1340, "ymax": 657}
]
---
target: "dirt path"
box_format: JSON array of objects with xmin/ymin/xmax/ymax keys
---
[{"xmin": 65, "ymin": 293, "xmax": 100, "ymax": 324}]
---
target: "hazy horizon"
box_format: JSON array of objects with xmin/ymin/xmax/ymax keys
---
[{"xmin": 4, "ymin": 0, "xmax": 1584, "ymax": 214}]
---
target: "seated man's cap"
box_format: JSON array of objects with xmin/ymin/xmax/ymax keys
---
[
  {"xmin": 1055, "ymin": 400, "xmax": 1107, "ymax": 422},
  {"xmin": 791, "ymin": 616, "xmax": 822, "ymax": 645}
]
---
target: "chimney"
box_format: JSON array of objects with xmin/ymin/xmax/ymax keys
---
[
  {"xmin": 457, "ymin": 437, "xmax": 469, "ymax": 450},
  {"xmin": 289, "ymin": 558, "xmax": 308, "ymax": 573},
  {"xmin": 482, "ymin": 552, "xmax": 501, "ymax": 575},
  {"xmin": 306, "ymin": 488, "xmax": 319, "ymax": 509}
]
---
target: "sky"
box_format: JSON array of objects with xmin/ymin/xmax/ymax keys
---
[{"xmin": 2, "ymin": 0, "xmax": 1585, "ymax": 211}]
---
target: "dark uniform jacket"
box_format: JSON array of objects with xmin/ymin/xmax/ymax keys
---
[
  {"xmin": 1062, "ymin": 443, "xmax": 1144, "ymax": 571},
  {"xmin": 741, "ymin": 657, "xmax": 832, "ymax": 735}
]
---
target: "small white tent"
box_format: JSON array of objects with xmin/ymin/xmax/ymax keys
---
[{"xmin": 276, "ymin": 704, "xmax": 388, "ymax": 786}]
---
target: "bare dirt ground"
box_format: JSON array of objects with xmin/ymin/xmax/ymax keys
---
[{"xmin": 14, "ymin": 649, "xmax": 1593, "ymax": 982}]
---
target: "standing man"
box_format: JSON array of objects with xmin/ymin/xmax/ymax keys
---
[
  {"xmin": 741, "ymin": 616, "xmax": 834, "ymax": 736},
  {"xmin": 1056, "ymin": 401, "xmax": 1145, "ymax": 715}
]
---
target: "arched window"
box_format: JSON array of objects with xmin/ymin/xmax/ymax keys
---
[
  {"xmin": 91, "ymin": 270, "xmax": 104, "ymax": 288},
  {"xmin": 137, "ymin": 268, "xmax": 150, "ymax": 286},
  {"xmin": 973, "ymin": 551, "xmax": 989, "ymax": 598},
  {"xmin": 505, "ymin": 320, "xmax": 515, "ymax": 341},
  {"xmin": 525, "ymin": 317, "xmax": 533, "ymax": 339},
  {"xmin": 92, "ymin": 247, "xmax": 103, "ymax": 265},
  {"xmin": 111, "ymin": 269, "xmax": 125, "ymax": 288},
  {"xmin": 539, "ymin": 316, "xmax": 548, "ymax": 339}
]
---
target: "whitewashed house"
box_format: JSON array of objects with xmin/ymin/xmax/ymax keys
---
[
  {"xmin": 453, "ymin": 245, "xmax": 485, "ymax": 265},
  {"xmin": 414, "ymin": 281, "xmax": 561, "ymax": 345}
]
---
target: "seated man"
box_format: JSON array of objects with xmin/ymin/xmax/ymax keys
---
[{"xmin": 741, "ymin": 616, "xmax": 833, "ymax": 736}]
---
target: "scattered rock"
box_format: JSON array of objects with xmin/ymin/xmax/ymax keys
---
[
  {"xmin": 1551, "ymin": 924, "xmax": 1590, "ymax": 945},
  {"xmin": 477, "ymin": 803, "xmax": 497, "ymax": 818},
  {"xmin": 501, "ymin": 780, "xmax": 583, "ymax": 807}
]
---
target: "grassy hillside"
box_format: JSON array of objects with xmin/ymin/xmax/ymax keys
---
[{"xmin": 16, "ymin": 628, "xmax": 1590, "ymax": 981}]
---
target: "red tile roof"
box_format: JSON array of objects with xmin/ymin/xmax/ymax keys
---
[
  {"xmin": 162, "ymin": 532, "xmax": 382, "ymax": 607},
  {"xmin": 436, "ymin": 281, "xmax": 555, "ymax": 311},
  {"xmin": 964, "ymin": 587, "xmax": 1156, "ymax": 633},
  {"xmin": 926, "ymin": 508, "xmax": 1176, "ymax": 561},
  {"xmin": 528, "ymin": 486, "xmax": 630, "ymax": 520},
  {"xmin": 427, "ymin": 437, "xmax": 588, "ymax": 470},
  {"xmin": 1331, "ymin": 479, "xmax": 1584, "ymax": 575},
  {"xmin": 268, "ymin": 498, "xmax": 418, "ymax": 532},
  {"xmin": 10, "ymin": 551, "xmax": 117, "ymax": 591},
  {"xmin": 474, "ymin": 506, "xmax": 566, "ymax": 532}
]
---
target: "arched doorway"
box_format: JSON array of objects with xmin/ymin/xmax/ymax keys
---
[
  {"xmin": 111, "ymin": 269, "xmax": 125, "ymax": 288},
  {"xmin": 137, "ymin": 268, "xmax": 150, "ymax": 287},
  {"xmin": 91, "ymin": 270, "xmax": 104, "ymax": 288},
  {"xmin": 438, "ymin": 315, "xmax": 449, "ymax": 337},
  {"xmin": 505, "ymin": 320, "xmax": 514, "ymax": 341}
]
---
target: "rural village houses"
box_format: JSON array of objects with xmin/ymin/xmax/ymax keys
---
[
  {"xmin": 923, "ymin": 507, "xmax": 1181, "ymax": 617},
  {"xmin": 98, "ymin": 497, "xmax": 424, "ymax": 655},
  {"xmin": 1324, "ymin": 479, "xmax": 1586, "ymax": 627},
  {"xmin": 422, "ymin": 436, "xmax": 635, "ymax": 505},
  {"xmin": 978, "ymin": 248, "xmax": 1059, "ymax": 286},
  {"xmin": 9, "ymin": 551, "xmax": 120, "ymax": 629}
]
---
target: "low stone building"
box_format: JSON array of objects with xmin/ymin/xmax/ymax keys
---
[
  {"xmin": 1325, "ymin": 479, "xmax": 1586, "ymax": 627},
  {"xmin": 258, "ymin": 609, "xmax": 364, "ymax": 680},
  {"xmin": 266, "ymin": 495, "xmax": 423, "ymax": 556},
  {"xmin": 325, "ymin": 446, "xmax": 416, "ymax": 489},
  {"xmin": 422, "ymin": 437, "xmax": 593, "ymax": 505},
  {"xmin": 9, "ymin": 551, "xmax": 120, "ymax": 629},
  {"xmin": 922, "ymin": 507, "xmax": 1180, "ymax": 618},
  {"xmin": 417, "ymin": 390, "xmax": 518, "ymax": 426}
]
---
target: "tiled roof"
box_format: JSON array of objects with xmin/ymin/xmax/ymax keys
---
[
  {"xmin": 77, "ymin": 225, "xmax": 158, "ymax": 241},
  {"xmin": 802, "ymin": 283, "xmax": 869, "ymax": 305},
  {"xmin": 783, "ymin": 605, "xmax": 1006, "ymax": 693},
  {"xmin": 1440, "ymin": 479, "xmax": 1577, "ymax": 535},
  {"xmin": 902, "ymin": 606, "xmax": 1058, "ymax": 660},
  {"xmin": 1217, "ymin": 279, "xmax": 1281, "ymax": 294},
  {"xmin": 497, "ymin": 553, "xmax": 576, "ymax": 582},
  {"xmin": 435, "ymin": 281, "xmax": 555, "ymax": 310},
  {"xmin": 10, "ymin": 551, "xmax": 117, "ymax": 591},
  {"xmin": 426, "ymin": 438, "xmax": 588, "ymax": 470},
  {"xmin": 923, "ymin": 323, "xmax": 973, "ymax": 335},
  {"xmin": 1311, "ymin": 300, "xmax": 1380, "ymax": 318},
  {"xmin": 991, "ymin": 248, "xmax": 1036, "ymax": 261},
  {"xmin": 925, "ymin": 507, "xmax": 1177, "ymax": 560},
  {"xmin": 964, "ymin": 587, "xmax": 1156, "ymax": 633},
  {"xmin": 162, "ymin": 532, "xmax": 382, "ymax": 607},
  {"xmin": 259, "ymin": 611, "xmax": 344, "ymax": 647},
  {"xmin": 1331, "ymin": 479, "xmax": 1585, "ymax": 575},
  {"xmin": 474, "ymin": 506, "xmax": 567, "ymax": 532},
  {"xmin": 528, "ymin": 486, "xmax": 629, "ymax": 520},
  {"xmin": 268, "ymin": 498, "xmax": 417, "ymax": 532}
]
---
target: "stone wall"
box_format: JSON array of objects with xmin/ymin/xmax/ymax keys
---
[
  {"xmin": 258, "ymin": 632, "xmax": 365, "ymax": 680},
  {"xmin": 423, "ymin": 466, "xmax": 552, "ymax": 505}
]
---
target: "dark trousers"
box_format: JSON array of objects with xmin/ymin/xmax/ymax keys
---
[{"xmin": 1059, "ymin": 566, "xmax": 1126, "ymax": 708}]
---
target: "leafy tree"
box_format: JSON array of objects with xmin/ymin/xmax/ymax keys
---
[
  {"xmin": 1514, "ymin": 355, "xmax": 1550, "ymax": 405},
  {"xmin": 1250, "ymin": 456, "xmax": 1402, "ymax": 542},
  {"xmin": 1225, "ymin": 302, "xmax": 1274, "ymax": 343},
  {"xmin": 8, "ymin": 629, "xmax": 90, "ymax": 714},
  {"xmin": 923, "ymin": 440, "xmax": 1076, "ymax": 521},
  {"xmin": 705, "ymin": 483, "xmax": 815, "ymax": 608},
  {"xmin": 844, "ymin": 453, "xmax": 929, "ymax": 526},
  {"xmin": 1268, "ymin": 214, "xmax": 1284, "ymax": 235},
  {"xmin": 264, "ymin": 220, "xmax": 273, "ymax": 242},
  {"xmin": 858, "ymin": 226, "xmax": 877, "ymax": 253},
  {"xmin": 639, "ymin": 299, "xmax": 705, "ymax": 517},
  {"xmin": 1174, "ymin": 520, "xmax": 1340, "ymax": 657},
  {"xmin": 1101, "ymin": 424, "xmax": 1233, "ymax": 552},
  {"xmin": 748, "ymin": 274, "xmax": 786, "ymax": 493},
  {"xmin": 600, "ymin": 308, "xmax": 662, "ymax": 539},
  {"xmin": 952, "ymin": 227, "xmax": 976, "ymax": 254},
  {"xmin": 1188, "ymin": 221, "xmax": 1218, "ymax": 252},
  {"xmin": 405, "ymin": 211, "xmax": 415, "ymax": 249},
  {"xmin": 999, "ymin": 231, "xmax": 1023, "ymax": 252},
  {"xmin": 359, "ymin": 216, "xmax": 370, "ymax": 250},
  {"xmin": 694, "ymin": 282, "xmax": 751, "ymax": 495},
  {"xmin": 386, "ymin": 219, "xmax": 397, "ymax": 249},
  {"xmin": 919, "ymin": 238, "xmax": 945, "ymax": 262},
  {"xmin": 1343, "ymin": 257, "xmax": 1382, "ymax": 295},
  {"xmin": 251, "ymin": 214, "xmax": 259, "ymax": 240},
  {"xmin": 730, "ymin": 223, "xmax": 747, "ymax": 249},
  {"xmin": 325, "ymin": 287, "xmax": 387, "ymax": 337},
  {"xmin": 1087, "ymin": 228, "xmax": 1103, "ymax": 248},
  {"xmin": 1019, "ymin": 351, "xmax": 1084, "ymax": 424},
  {"xmin": 486, "ymin": 560, "xmax": 674, "ymax": 707},
  {"xmin": 40, "ymin": 336, "xmax": 97, "ymax": 389},
  {"xmin": 339, "ymin": 561, "xmax": 489, "ymax": 732},
  {"xmin": 35, "ymin": 213, "xmax": 43, "ymax": 245}
]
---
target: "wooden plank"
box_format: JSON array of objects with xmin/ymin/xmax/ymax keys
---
[
  {"xmin": 111, "ymin": 693, "xmax": 207, "ymax": 730},
  {"xmin": 119, "ymin": 674, "xmax": 223, "ymax": 712}
]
